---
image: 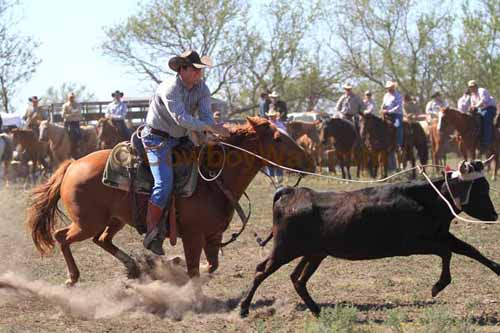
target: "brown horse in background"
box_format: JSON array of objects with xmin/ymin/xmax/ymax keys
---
[
  {"xmin": 11, "ymin": 128, "xmax": 51, "ymax": 182},
  {"xmin": 359, "ymin": 114, "xmax": 395, "ymax": 179},
  {"xmin": 287, "ymin": 121, "xmax": 323, "ymax": 171},
  {"xmin": 398, "ymin": 120, "xmax": 428, "ymax": 178},
  {"xmin": 438, "ymin": 107, "xmax": 499, "ymax": 179},
  {"xmin": 26, "ymin": 117, "xmax": 315, "ymax": 286},
  {"xmin": 39, "ymin": 120, "xmax": 98, "ymax": 166},
  {"xmin": 96, "ymin": 117, "xmax": 130, "ymax": 149},
  {"xmin": 319, "ymin": 118, "xmax": 358, "ymax": 179}
]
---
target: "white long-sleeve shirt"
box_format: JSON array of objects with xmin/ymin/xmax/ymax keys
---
[{"xmin": 106, "ymin": 100, "xmax": 128, "ymax": 120}]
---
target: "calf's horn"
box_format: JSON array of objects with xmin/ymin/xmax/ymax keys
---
[{"xmin": 483, "ymin": 155, "xmax": 495, "ymax": 165}]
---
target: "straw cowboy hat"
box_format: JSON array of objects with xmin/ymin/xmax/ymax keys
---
[
  {"xmin": 269, "ymin": 91, "xmax": 280, "ymax": 98},
  {"xmin": 385, "ymin": 80, "xmax": 397, "ymax": 89},
  {"xmin": 168, "ymin": 50, "xmax": 213, "ymax": 72},
  {"xmin": 111, "ymin": 90, "xmax": 124, "ymax": 98},
  {"xmin": 467, "ymin": 80, "xmax": 478, "ymax": 87},
  {"xmin": 364, "ymin": 90, "xmax": 372, "ymax": 96},
  {"xmin": 28, "ymin": 96, "xmax": 39, "ymax": 102},
  {"xmin": 343, "ymin": 83, "xmax": 353, "ymax": 90}
]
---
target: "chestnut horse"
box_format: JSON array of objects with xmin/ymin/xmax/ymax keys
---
[
  {"xmin": 319, "ymin": 118, "xmax": 358, "ymax": 179},
  {"xmin": 287, "ymin": 121, "xmax": 323, "ymax": 171},
  {"xmin": 11, "ymin": 128, "xmax": 51, "ymax": 182},
  {"xmin": 96, "ymin": 117, "xmax": 131, "ymax": 149},
  {"xmin": 27, "ymin": 117, "xmax": 315, "ymax": 285},
  {"xmin": 438, "ymin": 107, "xmax": 499, "ymax": 179},
  {"xmin": 39, "ymin": 120, "xmax": 98, "ymax": 166}
]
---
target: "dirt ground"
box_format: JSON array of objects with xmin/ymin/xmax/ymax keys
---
[{"xmin": 0, "ymin": 172, "xmax": 499, "ymax": 332}]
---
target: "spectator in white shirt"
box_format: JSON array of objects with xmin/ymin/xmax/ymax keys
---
[
  {"xmin": 457, "ymin": 89, "xmax": 471, "ymax": 114},
  {"xmin": 106, "ymin": 90, "xmax": 131, "ymax": 139},
  {"xmin": 468, "ymin": 80, "xmax": 497, "ymax": 146},
  {"xmin": 363, "ymin": 90, "xmax": 377, "ymax": 116}
]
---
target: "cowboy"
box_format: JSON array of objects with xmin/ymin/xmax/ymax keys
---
[
  {"xmin": 258, "ymin": 89, "xmax": 270, "ymax": 118},
  {"xmin": 269, "ymin": 91, "xmax": 288, "ymax": 121},
  {"xmin": 381, "ymin": 80, "xmax": 404, "ymax": 149},
  {"xmin": 456, "ymin": 89, "xmax": 471, "ymax": 114},
  {"xmin": 106, "ymin": 90, "xmax": 131, "ymax": 139},
  {"xmin": 335, "ymin": 83, "xmax": 364, "ymax": 126},
  {"xmin": 403, "ymin": 94, "xmax": 422, "ymax": 121},
  {"xmin": 23, "ymin": 96, "xmax": 48, "ymax": 137},
  {"xmin": 213, "ymin": 111, "xmax": 223, "ymax": 125},
  {"xmin": 468, "ymin": 80, "xmax": 497, "ymax": 147},
  {"xmin": 265, "ymin": 106, "xmax": 286, "ymax": 183},
  {"xmin": 425, "ymin": 91, "xmax": 448, "ymax": 119},
  {"xmin": 142, "ymin": 50, "xmax": 229, "ymax": 255},
  {"xmin": 362, "ymin": 90, "xmax": 377, "ymax": 116},
  {"xmin": 62, "ymin": 92, "xmax": 82, "ymax": 158}
]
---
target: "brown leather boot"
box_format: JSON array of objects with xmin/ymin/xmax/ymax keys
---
[{"xmin": 143, "ymin": 201, "xmax": 165, "ymax": 255}]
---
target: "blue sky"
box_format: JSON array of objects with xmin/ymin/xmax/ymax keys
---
[{"xmin": 13, "ymin": 0, "xmax": 147, "ymax": 114}]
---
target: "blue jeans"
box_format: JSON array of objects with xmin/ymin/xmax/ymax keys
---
[
  {"xmin": 266, "ymin": 166, "xmax": 283, "ymax": 177},
  {"xmin": 479, "ymin": 106, "xmax": 496, "ymax": 146},
  {"xmin": 142, "ymin": 130, "xmax": 179, "ymax": 209},
  {"xmin": 387, "ymin": 113, "xmax": 404, "ymax": 147}
]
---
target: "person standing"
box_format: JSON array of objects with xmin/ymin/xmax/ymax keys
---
[
  {"xmin": 106, "ymin": 90, "xmax": 131, "ymax": 139},
  {"xmin": 141, "ymin": 50, "xmax": 229, "ymax": 255},
  {"xmin": 468, "ymin": 80, "xmax": 497, "ymax": 147},
  {"xmin": 62, "ymin": 92, "xmax": 82, "ymax": 158}
]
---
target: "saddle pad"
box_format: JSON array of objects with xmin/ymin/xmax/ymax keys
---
[{"xmin": 102, "ymin": 142, "xmax": 198, "ymax": 198}]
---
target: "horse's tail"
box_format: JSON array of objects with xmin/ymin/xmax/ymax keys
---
[{"xmin": 26, "ymin": 160, "xmax": 73, "ymax": 255}]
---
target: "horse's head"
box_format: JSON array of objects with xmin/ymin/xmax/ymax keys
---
[
  {"xmin": 319, "ymin": 119, "xmax": 332, "ymax": 145},
  {"xmin": 97, "ymin": 118, "xmax": 117, "ymax": 148},
  {"xmin": 246, "ymin": 117, "xmax": 316, "ymax": 173},
  {"xmin": 39, "ymin": 120, "xmax": 49, "ymax": 142},
  {"xmin": 11, "ymin": 128, "xmax": 34, "ymax": 147},
  {"xmin": 437, "ymin": 107, "xmax": 465, "ymax": 135}
]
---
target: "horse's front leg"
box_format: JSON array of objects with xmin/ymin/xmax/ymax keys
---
[
  {"xmin": 182, "ymin": 232, "xmax": 205, "ymax": 277},
  {"xmin": 202, "ymin": 231, "xmax": 222, "ymax": 273}
]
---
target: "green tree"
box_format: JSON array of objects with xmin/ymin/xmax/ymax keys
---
[
  {"xmin": 101, "ymin": 0, "xmax": 248, "ymax": 95},
  {"xmin": 457, "ymin": 0, "xmax": 500, "ymax": 100},
  {"xmin": 0, "ymin": 0, "xmax": 41, "ymax": 113},
  {"xmin": 324, "ymin": 0, "xmax": 455, "ymax": 108},
  {"xmin": 41, "ymin": 82, "xmax": 96, "ymax": 105}
]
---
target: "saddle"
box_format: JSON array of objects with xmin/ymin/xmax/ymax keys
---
[{"xmin": 102, "ymin": 136, "xmax": 198, "ymax": 198}]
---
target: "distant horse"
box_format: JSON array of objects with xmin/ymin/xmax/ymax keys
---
[
  {"xmin": 398, "ymin": 120, "xmax": 429, "ymax": 178},
  {"xmin": 27, "ymin": 117, "xmax": 315, "ymax": 286},
  {"xmin": 319, "ymin": 118, "xmax": 358, "ymax": 179},
  {"xmin": 287, "ymin": 121, "xmax": 323, "ymax": 171},
  {"xmin": 359, "ymin": 114, "xmax": 395, "ymax": 179},
  {"xmin": 11, "ymin": 128, "xmax": 51, "ymax": 182},
  {"xmin": 438, "ymin": 107, "xmax": 499, "ymax": 179},
  {"xmin": 0, "ymin": 133, "xmax": 13, "ymax": 185},
  {"xmin": 39, "ymin": 120, "xmax": 98, "ymax": 166},
  {"xmin": 96, "ymin": 117, "xmax": 131, "ymax": 149}
]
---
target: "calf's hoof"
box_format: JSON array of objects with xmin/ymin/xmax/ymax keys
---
[{"xmin": 240, "ymin": 306, "xmax": 249, "ymax": 318}]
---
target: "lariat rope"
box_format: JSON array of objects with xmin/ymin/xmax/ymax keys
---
[{"xmin": 206, "ymin": 141, "xmax": 499, "ymax": 225}]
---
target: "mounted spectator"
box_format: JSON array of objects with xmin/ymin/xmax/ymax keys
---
[
  {"xmin": 381, "ymin": 80, "xmax": 404, "ymax": 149},
  {"xmin": 425, "ymin": 91, "xmax": 448, "ymax": 119},
  {"xmin": 335, "ymin": 83, "xmax": 364, "ymax": 127},
  {"xmin": 363, "ymin": 90, "xmax": 377, "ymax": 116},
  {"xmin": 403, "ymin": 94, "xmax": 422, "ymax": 121},
  {"xmin": 106, "ymin": 90, "xmax": 131, "ymax": 139},
  {"xmin": 468, "ymin": 80, "xmax": 497, "ymax": 147},
  {"xmin": 23, "ymin": 96, "xmax": 48, "ymax": 137},
  {"xmin": 258, "ymin": 89, "xmax": 270, "ymax": 118},
  {"xmin": 457, "ymin": 89, "xmax": 471, "ymax": 114},
  {"xmin": 269, "ymin": 91, "xmax": 288, "ymax": 121}
]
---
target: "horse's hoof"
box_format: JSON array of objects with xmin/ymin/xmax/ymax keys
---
[{"xmin": 65, "ymin": 279, "xmax": 76, "ymax": 287}]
